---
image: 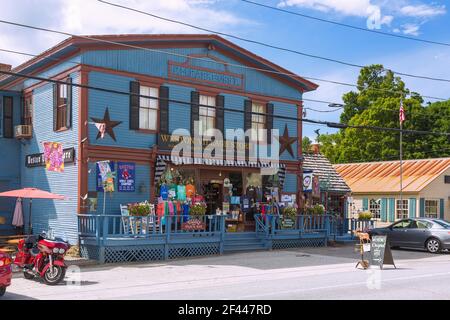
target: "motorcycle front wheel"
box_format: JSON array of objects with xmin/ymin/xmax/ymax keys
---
[{"xmin": 43, "ymin": 265, "xmax": 66, "ymax": 286}]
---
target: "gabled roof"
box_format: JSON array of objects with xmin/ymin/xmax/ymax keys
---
[
  {"xmin": 334, "ymin": 157, "xmax": 450, "ymax": 194},
  {"xmin": 303, "ymin": 153, "xmax": 351, "ymax": 193},
  {"xmin": 0, "ymin": 34, "xmax": 318, "ymax": 92}
]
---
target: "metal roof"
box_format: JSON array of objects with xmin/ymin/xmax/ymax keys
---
[
  {"xmin": 303, "ymin": 153, "xmax": 351, "ymax": 193},
  {"xmin": 334, "ymin": 157, "xmax": 450, "ymax": 194}
]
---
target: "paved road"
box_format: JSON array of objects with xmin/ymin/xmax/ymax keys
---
[{"xmin": 3, "ymin": 244, "xmax": 450, "ymax": 300}]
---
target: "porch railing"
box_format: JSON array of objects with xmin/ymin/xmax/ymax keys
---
[
  {"xmin": 78, "ymin": 214, "xmax": 226, "ymax": 239},
  {"xmin": 254, "ymin": 214, "xmax": 332, "ymax": 236}
]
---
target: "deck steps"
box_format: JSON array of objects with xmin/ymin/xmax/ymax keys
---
[{"xmin": 223, "ymin": 232, "xmax": 267, "ymax": 252}]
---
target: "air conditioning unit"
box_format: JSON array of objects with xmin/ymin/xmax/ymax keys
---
[{"xmin": 14, "ymin": 125, "xmax": 32, "ymax": 139}]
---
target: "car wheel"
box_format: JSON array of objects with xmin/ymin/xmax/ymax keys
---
[
  {"xmin": 0, "ymin": 287, "xmax": 5, "ymax": 297},
  {"xmin": 426, "ymin": 238, "xmax": 441, "ymax": 253}
]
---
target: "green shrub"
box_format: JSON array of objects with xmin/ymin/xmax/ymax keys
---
[
  {"xmin": 128, "ymin": 202, "xmax": 151, "ymax": 216},
  {"xmin": 190, "ymin": 202, "xmax": 207, "ymax": 217},
  {"xmin": 358, "ymin": 211, "xmax": 372, "ymax": 220},
  {"xmin": 282, "ymin": 206, "xmax": 297, "ymax": 219}
]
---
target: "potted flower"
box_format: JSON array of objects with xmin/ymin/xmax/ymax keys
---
[
  {"xmin": 128, "ymin": 202, "xmax": 151, "ymax": 216},
  {"xmin": 312, "ymin": 204, "xmax": 325, "ymax": 215}
]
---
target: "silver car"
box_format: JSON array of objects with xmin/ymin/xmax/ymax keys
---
[{"xmin": 368, "ymin": 218, "xmax": 450, "ymax": 253}]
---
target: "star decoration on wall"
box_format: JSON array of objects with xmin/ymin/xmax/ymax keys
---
[
  {"xmin": 90, "ymin": 107, "xmax": 122, "ymax": 142},
  {"xmin": 276, "ymin": 124, "xmax": 297, "ymax": 157}
]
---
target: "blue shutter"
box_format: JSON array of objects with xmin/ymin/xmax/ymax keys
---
[
  {"xmin": 440, "ymin": 199, "xmax": 445, "ymax": 219},
  {"xmin": 362, "ymin": 198, "xmax": 368, "ymax": 211},
  {"xmin": 344, "ymin": 198, "xmax": 348, "ymax": 218},
  {"xmin": 409, "ymin": 198, "xmax": 416, "ymax": 218},
  {"xmin": 388, "ymin": 198, "xmax": 395, "ymax": 222},
  {"xmin": 380, "ymin": 198, "xmax": 388, "ymax": 222},
  {"xmin": 419, "ymin": 198, "xmax": 425, "ymax": 218}
]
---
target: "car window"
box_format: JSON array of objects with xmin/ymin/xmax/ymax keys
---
[
  {"xmin": 416, "ymin": 220, "xmax": 432, "ymax": 229},
  {"xmin": 392, "ymin": 220, "xmax": 411, "ymax": 229},
  {"xmin": 433, "ymin": 220, "xmax": 450, "ymax": 229}
]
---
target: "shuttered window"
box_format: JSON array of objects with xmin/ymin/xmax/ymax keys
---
[
  {"xmin": 424, "ymin": 199, "xmax": 439, "ymax": 218},
  {"xmin": 3, "ymin": 96, "xmax": 13, "ymax": 138},
  {"xmin": 369, "ymin": 198, "xmax": 381, "ymax": 220},
  {"xmin": 396, "ymin": 199, "xmax": 409, "ymax": 219},
  {"xmin": 251, "ymin": 102, "xmax": 266, "ymax": 143},
  {"xmin": 199, "ymin": 95, "xmax": 216, "ymax": 136},
  {"xmin": 53, "ymin": 78, "xmax": 72, "ymax": 131},
  {"xmin": 22, "ymin": 95, "xmax": 33, "ymax": 125},
  {"xmin": 139, "ymin": 85, "xmax": 159, "ymax": 131}
]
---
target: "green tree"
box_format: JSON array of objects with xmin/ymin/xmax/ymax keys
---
[
  {"xmin": 302, "ymin": 136, "xmax": 312, "ymax": 154},
  {"xmin": 319, "ymin": 64, "xmax": 450, "ymax": 163}
]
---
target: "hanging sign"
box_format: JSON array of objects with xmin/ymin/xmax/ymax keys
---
[
  {"xmin": 369, "ymin": 235, "xmax": 396, "ymax": 269},
  {"xmin": 312, "ymin": 174, "xmax": 320, "ymax": 197},
  {"xmin": 117, "ymin": 162, "xmax": 135, "ymax": 192},
  {"xmin": 303, "ymin": 171, "xmax": 313, "ymax": 192},
  {"xmin": 96, "ymin": 161, "xmax": 115, "ymax": 192},
  {"xmin": 43, "ymin": 142, "xmax": 64, "ymax": 172}
]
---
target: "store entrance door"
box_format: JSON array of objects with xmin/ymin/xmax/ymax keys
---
[{"xmin": 203, "ymin": 182, "xmax": 222, "ymax": 214}]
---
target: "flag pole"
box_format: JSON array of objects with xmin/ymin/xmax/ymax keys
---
[{"xmin": 399, "ymin": 97, "xmax": 403, "ymax": 218}]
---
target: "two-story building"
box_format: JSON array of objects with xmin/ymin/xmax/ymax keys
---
[{"xmin": 0, "ymin": 34, "xmax": 318, "ymax": 246}]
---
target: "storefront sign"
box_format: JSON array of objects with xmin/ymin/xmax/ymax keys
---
[
  {"xmin": 25, "ymin": 147, "xmax": 75, "ymax": 168},
  {"xmin": 181, "ymin": 219, "xmax": 206, "ymax": 231},
  {"xmin": 369, "ymin": 235, "xmax": 396, "ymax": 269},
  {"xmin": 168, "ymin": 60, "xmax": 244, "ymax": 90},
  {"xmin": 157, "ymin": 133, "xmax": 249, "ymax": 152},
  {"xmin": 117, "ymin": 162, "xmax": 135, "ymax": 192}
]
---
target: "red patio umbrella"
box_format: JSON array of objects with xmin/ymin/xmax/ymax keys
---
[{"xmin": 0, "ymin": 188, "xmax": 66, "ymax": 234}]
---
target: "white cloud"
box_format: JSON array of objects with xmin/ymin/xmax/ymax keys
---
[
  {"xmin": 400, "ymin": 4, "xmax": 446, "ymax": 17},
  {"xmin": 0, "ymin": 0, "xmax": 250, "ymax": 67},
  {"xmin": 401, "ymin": 23, "xmax": 420, "ymax": 35},
  {"xmin": 278, "ymin": 0, "xmax": 376, "ymax": 17}
]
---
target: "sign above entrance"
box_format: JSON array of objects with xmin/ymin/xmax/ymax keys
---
[{"xmin": 168, "ymin": 59, "xmax": 244, "ymax": 90}]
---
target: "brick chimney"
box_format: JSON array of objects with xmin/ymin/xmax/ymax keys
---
[
  {"xmin": 310, "ymin": 143, "xmax": 320, "ymax": 154},
  {"xmin": 0, "ymin": 63, "xmax": 12, "ymax": 73}
]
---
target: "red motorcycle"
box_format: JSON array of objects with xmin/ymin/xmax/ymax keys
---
[{"xmin": 14, "ymin": 232, "xmax": 69, "ymax": 285}]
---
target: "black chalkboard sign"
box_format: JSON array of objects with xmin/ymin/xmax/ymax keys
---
[
  {"xmin": 281, "ymin": 218, "xmax": 295, "ymax": 229},
  {"xmin": 370, "ymin": 235, "xmax": 396, "ymax": 269}
]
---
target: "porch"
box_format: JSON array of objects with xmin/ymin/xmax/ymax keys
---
[{"xmin": 77, "ymin": 214, "xmax": 374, "ymax": 264}]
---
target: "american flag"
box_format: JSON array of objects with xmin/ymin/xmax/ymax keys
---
[{"xmin": 399, "ymin": 99, "xmax": 406, "ymax": 124}]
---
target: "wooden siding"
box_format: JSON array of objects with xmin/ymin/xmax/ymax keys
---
[
  {"xmin": 283, "ymin": 173, "xmax": 297, "ymax": 193},
  {"xmin": 19, "ymin": 72, "xmax": 80, "ymax": 243},
  {"xmin": 81, "ymin": 48, "xmax": 303, "ymax": 100},
  {"xmin": 168, "ymin": 83, "xmax": 195, "ymax": 134}
]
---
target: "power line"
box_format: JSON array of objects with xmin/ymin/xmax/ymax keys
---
[
  {"xmin": 241, "ymin": 0, "xmax": 450, "ymax": 47},
  {"xmin": 0, "ymin": 35, "xmax": 448, "ymax": 101},
  {"xmin": 1, "ymin": 69, "xmax": 448, "ymax": 137},
  {"xmin": 96, "ymin": 0, "xmax": 450, "ymax": 84}
]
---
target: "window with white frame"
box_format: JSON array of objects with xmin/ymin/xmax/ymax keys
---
[
  {"xmin": 396, "ymin": 199, "xmax": 409, "ymax": 219},
  {"xmin": 199, "ymin": 95, "xmax": 216, "ymax": 136},
  {"xmin": 424, "ymin": 200, "xmax": 439, "ymax": 218},
  {"xmin": 251, "ymin": 102, "xmax": 266, "ymax": 143},
  {"xmin": 369, "ymin": 199, "xmax": 381, "ymax": 220},
  {"xmin": 139, "ymin": 85, "xmax": 159, "ymax": 131}
]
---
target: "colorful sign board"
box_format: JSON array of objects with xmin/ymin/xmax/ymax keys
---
[
  {"xmin": 117, "ymin": 162, "xmax": 135, "ymax": 192},
  {"xmin": 43, "ymin": 142, "xmax": 64, "ymax": 172},
  {"xmin": 96, "ymin": 161, "xmax": 115, "ymax": 192},
  {"xmin": 303, "ymin": 171, "xmax": 313, "ymax": 192}
]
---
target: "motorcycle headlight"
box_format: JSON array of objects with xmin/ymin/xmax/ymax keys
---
[
  {"xmin": 53, "ymin": 248, "xmax": 59, "ymax": 253},
  {"xmin": 59, "ymin": 248, "xmax": 65, "ymax": 254}
]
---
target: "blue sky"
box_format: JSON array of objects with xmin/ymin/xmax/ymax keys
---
[{"xmin": 0, "ymin": 0, "xmax": 449, "ymax": 140}]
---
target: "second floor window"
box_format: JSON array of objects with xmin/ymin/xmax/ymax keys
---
[
  {"xmin": 2, "ymin": 96, "xmax": 13, "ymax": 138},
  {"xmin": 55, "ymin": 81, "xmax": 68, "ymax": 131},
  {"xmin": 23, "ymin": 96, "xmax": 32, "ymax": 126},
  {"xmin": 396, "ymin": 199, "xmax": 409, "ymax": 219},
  {"xmin": 199, "ymin": 95, "xmax": 215, "ymax": 136},
  {"xmin": 139, "ymin": 85, "xmax": 159, "ymax": 131},
  {"xmin": 251, "ymin": 102, "xmax": 266, "ymax": 143}
]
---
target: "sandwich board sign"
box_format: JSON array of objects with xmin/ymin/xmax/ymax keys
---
[{"xmin": 369, "ymin": 235, "xmax": 396, "ymax": 269}]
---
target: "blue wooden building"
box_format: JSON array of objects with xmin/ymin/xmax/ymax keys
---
[{"xmin": 0, "ymin": 35, "xmax": 353, "ymax": 263}]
